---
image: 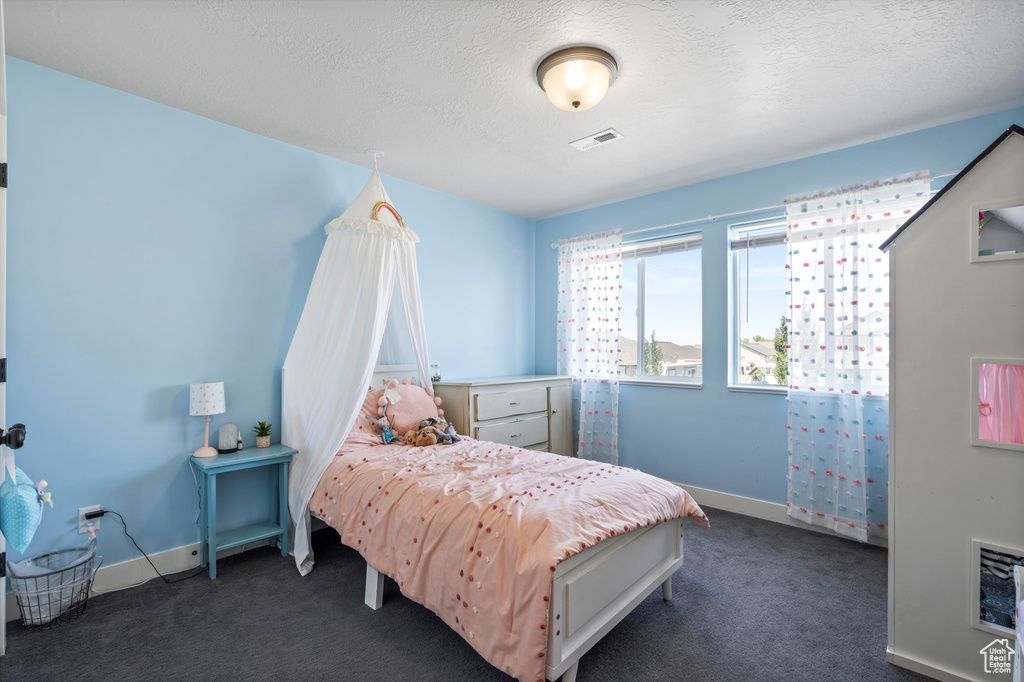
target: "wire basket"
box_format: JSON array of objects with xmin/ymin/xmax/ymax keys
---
[{"xmin": 6, "ymin": 539, "xmax": 103, "ymax": 629}]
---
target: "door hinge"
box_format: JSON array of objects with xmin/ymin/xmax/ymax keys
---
[
  {"xmin": 0, "ymin": 552, "xmax": 5, "ymax": 577},
  {"xmin": 0, "ymin": 163, "xmax": 7, "ymax": 188},
  {"xmin": 0, "ymin": 358, "xmax": 6, "ymax": 383}
]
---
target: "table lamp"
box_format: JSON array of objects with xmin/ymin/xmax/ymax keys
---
[{"xmin": 190, "ymin": 381, "xmax": 226, "ymax": 458}]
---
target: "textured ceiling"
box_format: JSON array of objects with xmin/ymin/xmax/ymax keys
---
[{"xmin": 5, "ymin": 0, "xmax": 1024, "ymax": 219}]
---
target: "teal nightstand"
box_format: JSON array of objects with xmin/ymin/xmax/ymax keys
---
[{"xmin": 191, "ymin": 444, "xmax": 297, "ymax": 579}]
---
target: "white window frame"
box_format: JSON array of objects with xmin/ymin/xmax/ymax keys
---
[
  {"xmin": 620, "ymin": 230, "xmax": 703, "ymax": 388},
  {"xmin": 727, "ymin": 216, "xmax": 788, "ymax": 394}
]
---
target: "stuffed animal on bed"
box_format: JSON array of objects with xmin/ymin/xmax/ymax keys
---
[
  {"xmin": 437, "ymin": 421, "xmax": 461, "ymax": 444},
  {"xmin": 399, "ymin": 423, "xmax": 443, "ymax": 447},
  {"xmin": 395, "ymin": 416, "xmax": 464, "ymax": 448},
  {"xmin": 366, "ymin": 401, "xmax": 401, "ymax": 445},
  {"xmin": 374, "ymin": 377, "xmax": 455, "ymax": 447},
  {"xmin": 419, "ymin": 417, "xmax": 462, "ymax": 445},
  {"xmin": 415, "ymin": 428, "xmax": 438, "ymax": 447},
  {"xmin": 399, "ymin": 427, "xmax": 431, "ymax": 446}
]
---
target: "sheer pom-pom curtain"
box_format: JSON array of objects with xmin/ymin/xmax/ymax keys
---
[
  {"xmin": 785, "ymin": 172, "xmax": 929, "ymax": 542},
  {"xmin": 556, "ymin": 231, "xmax": 622, "ymax": 463}
]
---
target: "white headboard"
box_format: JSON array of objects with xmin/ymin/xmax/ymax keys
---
[
  {"xmin": 283, "ymin": 365, "xmax": 423, "ymax": 411},
  {"xmin": 369, "ymin": 363, "xmax": 421, "ymax": 390}
]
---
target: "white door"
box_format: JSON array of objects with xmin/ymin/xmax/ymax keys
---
[{"xmin": 0, "ymin": 0, "xmax": 9, "ymax": 656}]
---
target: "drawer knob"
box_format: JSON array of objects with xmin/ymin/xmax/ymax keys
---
[
  {"xmin": 509, "ymin": 401, "xmax": 520, "ymax": 406},
  {"xmin": 510, "ymin": 433, "xmax": 521, "ymax": 438}
]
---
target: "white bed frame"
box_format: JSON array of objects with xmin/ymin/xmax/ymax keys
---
[
  {"xmin": 324, "ymin": 365, "xmax": 687, "ymax": 681},
  {"xmin": 357, "ymin": 514, "xmax": 683, "ymax": 682}
]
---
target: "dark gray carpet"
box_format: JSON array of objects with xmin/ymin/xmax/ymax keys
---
[{"xmin": 2, "ymin": 509, "xmax": 929, "ymax": 682}]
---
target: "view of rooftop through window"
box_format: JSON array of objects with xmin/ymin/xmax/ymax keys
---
[
  {"xmin": 617, "ymin": 222, "xmax": 789, "ymax": 385},
  {"xmin": 732, "ymin": 221, "xmax": 788, "ymax": 385},
  {"xmin": 619, "ymin": 239, "xmax": 702, "ymax": 380}
]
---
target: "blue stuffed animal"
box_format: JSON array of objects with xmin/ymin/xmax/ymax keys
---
[
  {"xmin": 365, "ymin": 403, "xmax": 401, "ymax": 444},
  {"xmin": 0, "ymin": 467, "xmax": 52, "ymax": 553}
]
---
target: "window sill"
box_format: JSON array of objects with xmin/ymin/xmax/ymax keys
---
[
  {"xmin": 727, "ymin": 384, "xmax": 787, "ymax": 395},
  {"xmin": 618, "ymin": 377, "xmax": 702, "ymax": 389}
]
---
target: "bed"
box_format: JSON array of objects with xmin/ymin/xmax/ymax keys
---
[
  {"xmin": 307, "ymin": 374, "xmax": 708, "ymax": 682},
  {"xmin": 278, "ymin": 173, "xmax": 707, "ymax": 680}
]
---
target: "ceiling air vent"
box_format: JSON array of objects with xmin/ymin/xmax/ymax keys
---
[{"xmin": 569, "ymin": 128, "xmax": 624, "ymax": 151}]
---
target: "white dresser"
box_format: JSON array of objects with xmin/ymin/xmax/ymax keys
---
[{"xmin": 432, "ymin": 375, "xmax": 573, "ymax": 457}]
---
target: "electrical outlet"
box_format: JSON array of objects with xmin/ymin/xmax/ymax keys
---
[{"xmin": 78, "ymin": 505, "xmax": 100, "ymax": 534}]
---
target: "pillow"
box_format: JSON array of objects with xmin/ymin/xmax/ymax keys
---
[
  {"xmin": 377, "ymin": 378, "xmax": 443, "ymax": 435},
  {"xmin": 0, "ymin": 466, "xmax": 45, "ymax": 553},
  {"xmin": 345, "ymin": 387, "xmax": 387, "ymax": 447}
]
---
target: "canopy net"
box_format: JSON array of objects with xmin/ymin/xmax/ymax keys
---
[{"xmin": 282, "ymin": 171, "xmax": 429, "ymax": 575}]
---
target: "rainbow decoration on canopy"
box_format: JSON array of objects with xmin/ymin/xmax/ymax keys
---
[{"xmin": 371, "ymin": 201, "xmax": 406, "ymax": 228}]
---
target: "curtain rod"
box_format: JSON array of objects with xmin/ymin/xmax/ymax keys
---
[{"xmin": 550, "ymin": 169, "xmax": 961, "ymax": 248}]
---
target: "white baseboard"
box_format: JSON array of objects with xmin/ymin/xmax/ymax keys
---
[
  {"xmin": 676, "ymin": 483, "xmax": 887, "ymax": 549},
  {"xmin": 887, "ymin": 648, "xmax": 974, "ymax": 682},
  {"xmin": 5, "ymin": 539, "xmax": 269, "ymax": 623}
]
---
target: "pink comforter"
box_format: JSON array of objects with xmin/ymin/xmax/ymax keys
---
[{"xmin": 312, "ymin": 438, "xmax": 708, "ymax": 682}]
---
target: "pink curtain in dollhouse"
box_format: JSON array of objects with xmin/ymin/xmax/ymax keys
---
[{"xmin": 979, "ymin": 363, "xmax": 1024, "ymax": 445}]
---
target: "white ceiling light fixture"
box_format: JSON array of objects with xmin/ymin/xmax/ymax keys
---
[{"xmin": 536, "ymin": 46, "xmax": 618, "ymax": 112}]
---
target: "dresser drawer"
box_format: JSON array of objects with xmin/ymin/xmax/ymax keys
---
[
  {"xmin": 475, "ymin": 415, "xmax": 549, "ymax": 448},
  {"xmin": 474, "ymin": 387, "xmax": 548, "ymax": 421}
]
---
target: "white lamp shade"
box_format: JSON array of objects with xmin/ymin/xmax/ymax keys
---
[
  {"xmin": 190, "ymin": 382, "xmax": 226, "ymax": 416},
  {"xmin": 542, "ymin": 58, "xmax": 612, "ymax": 111}
]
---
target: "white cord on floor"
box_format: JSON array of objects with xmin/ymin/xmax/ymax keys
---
[{"xmin": 188, "ymin": 458, "xmax": 202, "ymax": 528}]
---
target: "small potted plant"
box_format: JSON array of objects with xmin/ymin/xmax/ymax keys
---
[{"xmin": 253, "ymin": 421, "xmax": 272, "ymax": 448}]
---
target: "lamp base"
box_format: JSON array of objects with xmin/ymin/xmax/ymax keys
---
[{"xmin": 193, "ymin": 446, "xmax": 219, "ymax": 458}]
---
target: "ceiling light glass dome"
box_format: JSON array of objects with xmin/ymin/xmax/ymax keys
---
[{"xmin": 537, "ymin": 46, "xmax": 618, "ymax": 112}]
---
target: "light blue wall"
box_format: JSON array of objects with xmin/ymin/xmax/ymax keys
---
[
  {"xmin": 535, "ymin": 106, "xmax": 1024, "ymax": 503},
  {"xmin": 5, "ymin": 58, "xmax": 535, "ymax": 566},
  {"xmin": 8, "ymin": 54, "xmax": 1021, "ymax": 568}
]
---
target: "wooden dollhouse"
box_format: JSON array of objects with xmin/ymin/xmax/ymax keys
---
[{"xmin": 882, "ymin": 124, "xmax": 1024, "ymax": 679}]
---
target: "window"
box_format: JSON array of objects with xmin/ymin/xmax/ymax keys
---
[
  {"xmin": 729, "ymin": 218, "xmax": 788, "ymax": 389},
  {"xmin": 618, "ymin": 231, "xmax": 702, "ymax": 384}
]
